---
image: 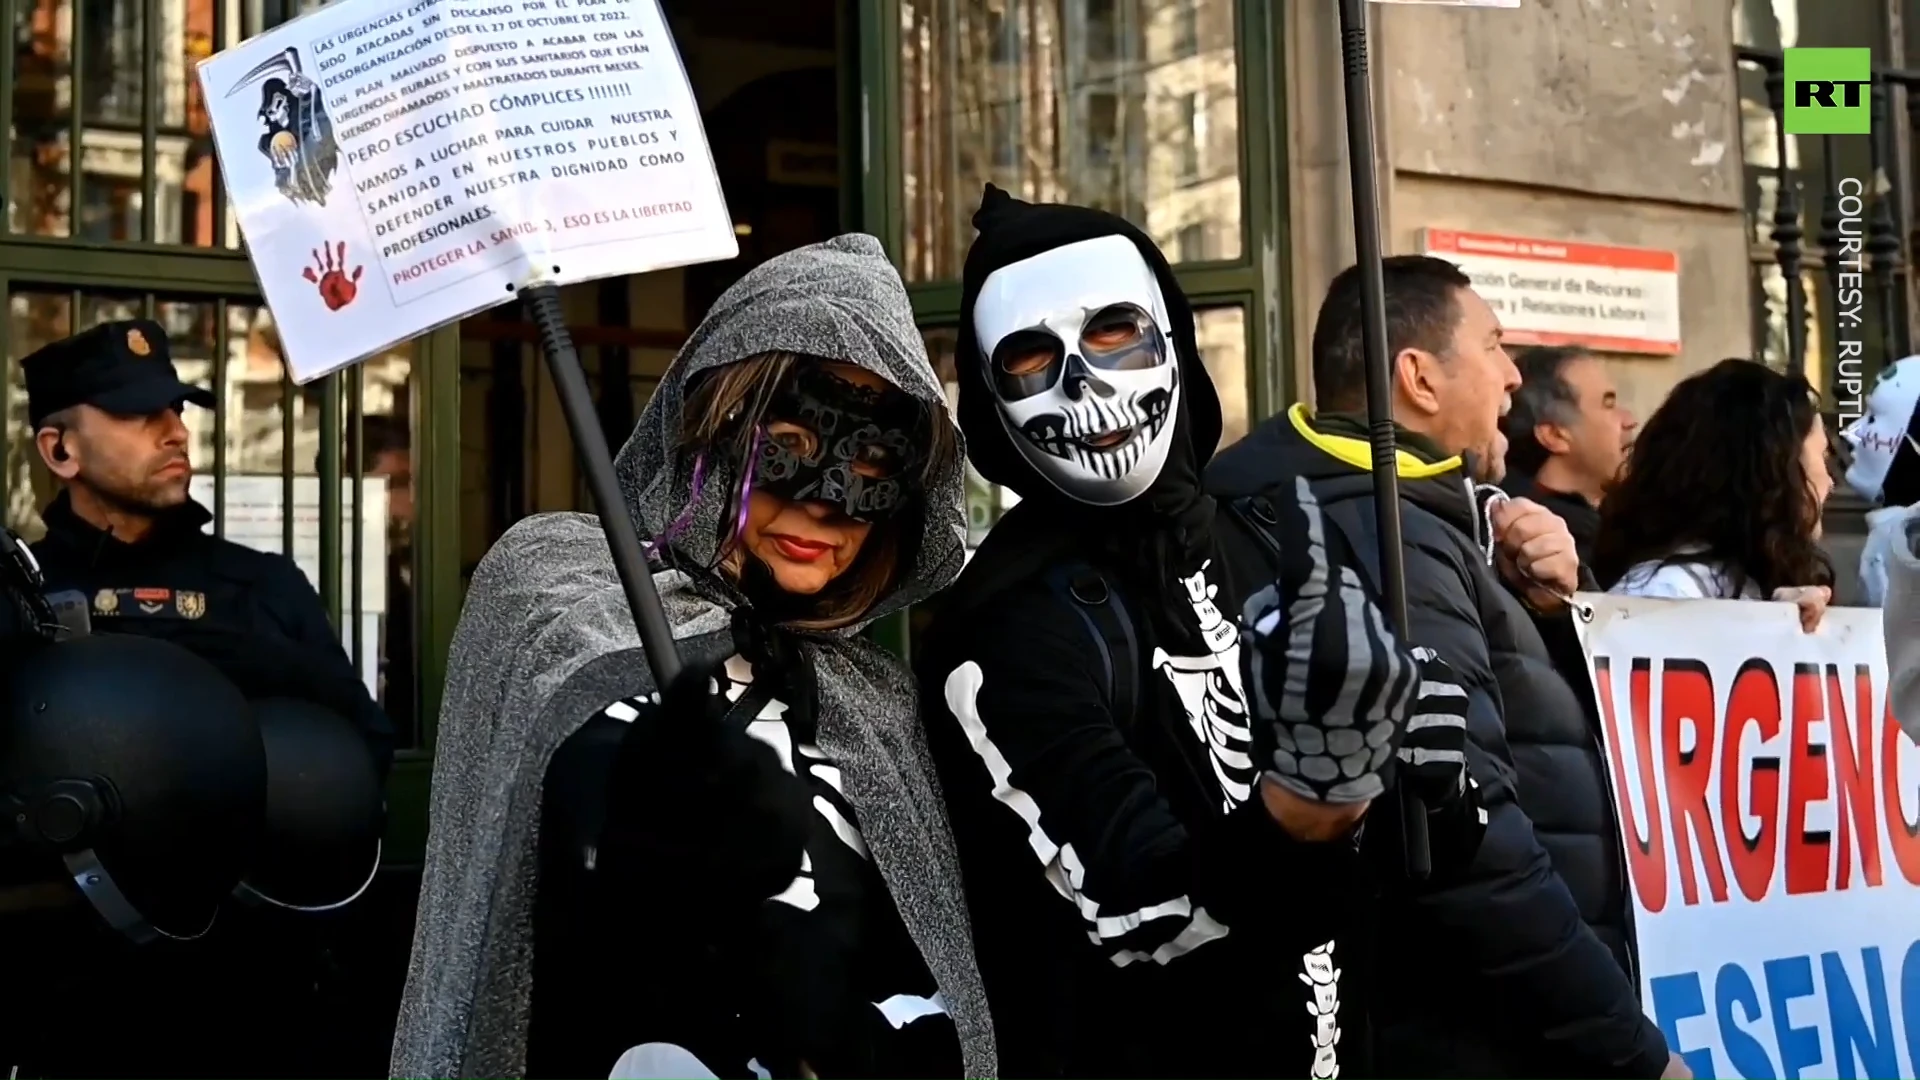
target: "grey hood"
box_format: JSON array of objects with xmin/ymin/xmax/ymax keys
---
[{"xmin": 390, "ymin": 234, "xmax": 990, "ymax": 1078}]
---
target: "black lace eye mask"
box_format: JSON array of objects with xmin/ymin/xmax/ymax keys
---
[{"xmin": 749, "ymin": 365, "xmax": 929, "ymax": 523}]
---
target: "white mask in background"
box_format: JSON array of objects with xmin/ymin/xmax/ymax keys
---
[
  {"xmin": 1843, "ymin": 355, "xmax": 1920, "ymax": 502},
  {"xmin": 971, "ymin": 235, "xmax": 1182, "ymax": 506}
]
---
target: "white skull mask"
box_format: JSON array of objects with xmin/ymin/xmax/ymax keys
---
[
  {"xmin": 971, "ymin": 235, "xmax": 1181, "ymax": 506},
  {"xmin": 1843, "ymin": 355, "xmax": 1920, "ymax": 502}
]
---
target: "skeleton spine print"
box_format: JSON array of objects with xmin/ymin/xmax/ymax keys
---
[{"xmin": 1301, "ymin": 941, "xmax": 1342, "ymax": 1079}]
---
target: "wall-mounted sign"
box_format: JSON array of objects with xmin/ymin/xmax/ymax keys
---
[{"xmin": 1421, "ymin": 229, "xmax": 1682, "ymax": 355}]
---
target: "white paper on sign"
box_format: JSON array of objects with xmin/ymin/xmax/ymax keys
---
[{"xmin": 197, "ymin": 0, "xmax": 739, "ymax": 385}]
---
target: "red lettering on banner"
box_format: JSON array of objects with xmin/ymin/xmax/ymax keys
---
[
  {"xmin": 1662, "ymin": 660, "xmax": 1728, "ymax": 904},
  {"xmin": 1826, "ymin": 664, "xmax": 1882, "ymax": 888},
  {"xmin": 1597, "ymin": 657, "xmax": 1668, "ymax": 912},
  {"xmin": 1885, "ymin": 698, "xmax": 1920, "ymax": 885},
  {"xmin": 1720, "ymin": 661, "xmax": 1782, "ymax": 902},
  {"xmin": 1785, "ymin": 664, "xmax": 1833, "ymax": 895},
  {"xmin": 1594, "ymin": 639, "xmax": 1920, "ymax": 907}
]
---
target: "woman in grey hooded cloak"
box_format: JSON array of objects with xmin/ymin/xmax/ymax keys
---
[{"xmin": 389, "ymin": 234, "xmax": 992, "ymax": 1079}]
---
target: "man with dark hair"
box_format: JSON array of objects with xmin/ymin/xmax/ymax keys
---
[
  {"xmin": 1207, "ymin": 256, "xmax": 1685, "ymax": 1078},
  {"xmin": 1502, "ymin": 345, "xmax": 1636, "ymax": 567}
]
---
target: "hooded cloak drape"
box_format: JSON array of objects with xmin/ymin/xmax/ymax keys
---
[{"xmin": 391, "ymin": 234, "xmax": 992, "ymax": 1079}]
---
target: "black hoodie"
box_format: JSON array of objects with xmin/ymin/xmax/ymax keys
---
[
  {"xmin": 916, "ymin": 188, "xmax": 1374, "ymax": 1077},
  {"xmin": 1206, "ymin": 404, "xmax": 1669, "ymax": 1079}
]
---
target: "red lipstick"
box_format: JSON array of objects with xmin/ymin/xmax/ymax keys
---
[{"xmin": 771, "ymin": 535, "xmax": 832, "ymax": 562}]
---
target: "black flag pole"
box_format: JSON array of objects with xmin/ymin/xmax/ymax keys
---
[
  {"xmin": 521, "ymin": 282, "xmax": 685, "ymax": 688},
  {"xmin": 1336, "ymin": 0, "xmax": 1430, "ymax": 878}
]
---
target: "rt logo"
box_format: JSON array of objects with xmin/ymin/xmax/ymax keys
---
[{"xmin": 1784, "ymin": 47, "xmax": 1872, "ymax": 135}]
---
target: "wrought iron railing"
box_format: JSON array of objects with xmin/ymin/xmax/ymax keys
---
[
  {"xmin": 1735, "ymin": 50, "xmax": 1912, "ymax": 386},
  {"xmin": 1735, "ymin": 46, "xmax": 1917, "ymax": 577},
  {"xmin": 1735, "ymin": 46, "xmax": 1914, "ymax": 386}
]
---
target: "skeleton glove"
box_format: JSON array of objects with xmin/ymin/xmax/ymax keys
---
[
  {"xmin": 1240, "ymin": 478, "xmax": 1428, "ymax": 806},
  {"xmin": 1396, "ymin": 647, "xmax": 1487, "ymax": 870},
  {"xmin": 599, "ymin": 658, "xmax": 811, "ymax": 908},
  {"xmin": 1394, "ymin": 647, "xmax": 1471, "ymax": 805}
]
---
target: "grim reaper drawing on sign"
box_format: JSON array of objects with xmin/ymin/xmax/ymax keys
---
[{"xmin": 225, "ymin": 47, "xmax": 339, "ymax": 206}]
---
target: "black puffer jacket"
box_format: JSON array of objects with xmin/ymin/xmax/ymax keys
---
[{"xmin": 1207, "ymin": 405, "xmax": 1663, "ymax": 1079}]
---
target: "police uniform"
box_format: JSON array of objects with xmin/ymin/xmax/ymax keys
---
[
  {"xmin": 22, "ymin": 320, "xmax": 394, "ymax": 776},
  {"xmin": 7, "ymin": 320, "xmax": 394, "ymax": 1077}
]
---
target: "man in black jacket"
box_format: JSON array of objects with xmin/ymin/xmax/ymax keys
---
[
  {"xmin": 16, "ymin": 320, "xmax": 393, "ymax": 1075},
  {"xmin": 916, "ymin": 188, "xmax": 1477, "ymax": 1078},
  {"xmin": 1501, "ymin": 345, "xmax": 1637, "ymax": 568},
  {"xmin": 1208, "ymin": 255, "xmax": 1684, "ymax": 1078},
  {"xmin": 22, "ymin": 319, "xmax": 393, "ymax": 775}
]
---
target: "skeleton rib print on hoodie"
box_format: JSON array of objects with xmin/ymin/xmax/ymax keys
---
[
  {"xmin": 915, "ymin": 186, "xmax": 1427, "ymax": 1078},
  {"xmin": 390, "ymin": 234, "xmax": 991, "ymax": 1080}
]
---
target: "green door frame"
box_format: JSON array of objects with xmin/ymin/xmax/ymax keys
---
[
  {"xmin": 386, "ymin": 323, "xmax": 465, "ymax": 865},
  {"xmin": 853, "ymin": 0, "xmax": 1295, "ymax": 423}
]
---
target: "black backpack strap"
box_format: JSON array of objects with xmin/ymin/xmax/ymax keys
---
[
  {"xmin": 1043, "ymin": 562, "xmax": 1141, "ymax": 737},
  {"xmin": 1228, "ymin": 490, "xmax": 1386, "ymax": 595}
]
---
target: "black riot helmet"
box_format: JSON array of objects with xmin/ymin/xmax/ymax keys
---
[
  {"xmin": 1, "ymin": 634, "xmax": 267, "ymax": 942},
  {"xmin": 235, "ymin": 697, "xmax": 384, "ymax": 912}
]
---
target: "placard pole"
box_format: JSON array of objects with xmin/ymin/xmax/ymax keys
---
[
  {"xmin": 1338, "ymin": 0, "xmax": 1429, "ymax": 879},
  {"xmin": 521, "ymin": 282, "xmax": 684, "ymax": 688}
]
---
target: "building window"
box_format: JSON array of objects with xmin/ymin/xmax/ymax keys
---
[
  {"xmin": 900, "ymin": 0, "xmax": 1244, "ymax": 279},
  {"xmin": 12, "ymin": 0, "xmax": 233, "ymax": 245},
  {"xmin": 1086, "ymin": 91, "xmax": 1120, "ymax": 167},
  {"xmin": 990, "ymin": 102, "xmax": 1022, "ymax": 169},
  {"xmin": 1174, "ymin": 0, "xmax": 1199, "ymax": 56},
  {"xmin": 1176, "ymin": 91, "xmax": 1203, "ymax": 182},
  {"xmin": 1176, "ymin": 222, "xmax": 1208, "ymax": 262},
  {"xmin": 989, "ymin": 5, "xmax": 1019, "ymax": 64},
  {"xmin": 1084, "ymin": 0, "xmax": 1116, "ymax": 62}
]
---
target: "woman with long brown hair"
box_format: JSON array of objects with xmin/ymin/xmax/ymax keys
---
[
  {"xmin": 1594, "ymin": 357, "xmax": 1835, "ymax": 631},
  {"xmin": 393, "ymin": 235, "xmax": 992, "ymax": 1079}
]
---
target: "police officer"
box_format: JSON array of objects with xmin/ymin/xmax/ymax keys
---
[
  {"xmin": 11, "ymin": 319, "xmax": 395, "ymax": 1076},
  {"xmin": 22, "ymin": 318, "xmax": 393, "ymax": 776}
]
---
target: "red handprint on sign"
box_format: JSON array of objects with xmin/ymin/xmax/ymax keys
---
[{"xmin": 302, "ymin": 241, "xmax": 363, "ymax": 311}]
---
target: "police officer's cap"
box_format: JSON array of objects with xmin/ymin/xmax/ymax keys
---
[{"xmin": 23, "ymin": 319, "xmax": 216, "ymax": 429}]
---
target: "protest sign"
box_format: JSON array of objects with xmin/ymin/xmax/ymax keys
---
[
  {"xmin": 198, "ymin": 0, "xmax": 736, "ymax": 384},
  {"xmin": 1575, "ymin": 595, "xmax": 1920, "ymax": 1079}
]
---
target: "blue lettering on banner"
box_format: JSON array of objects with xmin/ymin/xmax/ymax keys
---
[{"xmin": 1648, "ymin": 941, "xmax": 1920, "ymax": 1078}]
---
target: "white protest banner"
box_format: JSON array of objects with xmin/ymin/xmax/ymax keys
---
[
  {"xmin": 1575, "ymin": 595, "xmax": 1920, "ymax": 1079},
  {"xmin": 198, "ymin": 0, "xmax": 736, "ymax": 384}
]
